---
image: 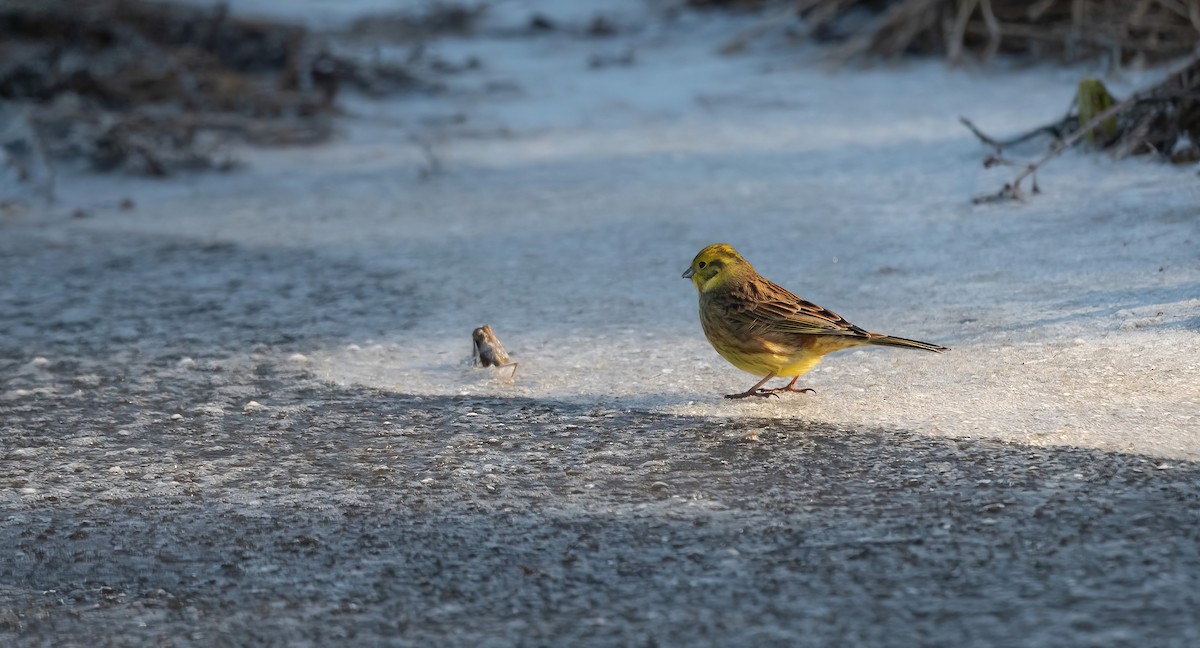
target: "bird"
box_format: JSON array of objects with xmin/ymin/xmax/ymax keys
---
[{"xmin": 682, "ymin": 243, "xmax": 948, "ymax": 399}]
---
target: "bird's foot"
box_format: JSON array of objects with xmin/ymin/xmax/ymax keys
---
[
  {"xmin": 759, "ymin": 386, "xmax": 816, "ymax": 395},
  {"xmin": 724, "ymin": 389, "xmax": 780, "ymax": 400}
]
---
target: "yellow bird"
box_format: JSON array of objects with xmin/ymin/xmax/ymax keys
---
[{"xmin": 683, "ymin": 243, "xmax": 948, "ymax": 399}]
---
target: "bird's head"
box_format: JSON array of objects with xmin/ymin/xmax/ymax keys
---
[{"xmin": 682, "ymin": 243, "xmax": 753, "ymax": 293}]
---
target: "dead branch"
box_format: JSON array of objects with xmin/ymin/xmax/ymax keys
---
[
  {"xmin": 711, "ymin": 0, "xmax": 1200, "ymax": 65},
  {"xmin": 973, "ymin": 92, "xmax": 1140, "ymax": 203},
  {"xmin": 720, "ymin": 0, "xmax": 820, "ymax": 54},
  {"xmin": 972, "ymin": 52, "xmax": 1200, "ymax": 204}
]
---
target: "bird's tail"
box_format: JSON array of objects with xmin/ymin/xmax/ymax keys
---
[{"xmin": 866, "ymin": 334, "xmax": 949, "ymax": 353}]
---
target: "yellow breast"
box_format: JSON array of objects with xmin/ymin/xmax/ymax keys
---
[{"xmin": 699, "ymin": 308, "xmax": 828, "ymax": 378}]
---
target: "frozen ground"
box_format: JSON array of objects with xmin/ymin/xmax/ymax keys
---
[{"xmin": 2, "ymin": 1, "xmax": 1199, "ymax": 645}]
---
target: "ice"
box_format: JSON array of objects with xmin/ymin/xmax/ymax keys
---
[{"xmin": 23, "ymin": 2, "xmax": 1200, "ymax": 461}]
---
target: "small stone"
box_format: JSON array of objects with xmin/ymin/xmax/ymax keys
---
[
  {"xmin": 170, "ymin": 414, "xmax": 183, "ymax": 421},
  {"xmin": 19, "ymin": 487, "xmax": 37, "ymax": 495},
  {"xmin": 178, "ymin": 357, "xmax": 197, "ymax": 369},
  {"xmin": 243, "ymin": 401, "xmax": 267, "ymax": 413}
]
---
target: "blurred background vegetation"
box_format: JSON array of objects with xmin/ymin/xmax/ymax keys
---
[{"xmin": 1, "ymin": 0, "xmax": 1197, "ymax": 193}]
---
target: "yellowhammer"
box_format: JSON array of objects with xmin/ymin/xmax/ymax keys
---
[{"xmin": 683, "ymin": 243, "xmax": 949, "ymax": 399}]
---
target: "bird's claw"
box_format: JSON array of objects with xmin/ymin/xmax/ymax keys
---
[
  {"xmin": 760, "ymin": 387, "xmax": 816, "ymax": 395},
  {"xmin": 724, "ymin": 389, "xmax": 780, "ymax": 400},
  {"xmin": 725, "ymin": 386, "xmax": 815, "ymax": 399}
]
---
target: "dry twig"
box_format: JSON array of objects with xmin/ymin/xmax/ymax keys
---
[
  {"xmin": 971, "ymin": 52, "xmax": 1200, "ymax": 203},
  {"xmin": 711, "ymin": 0, "xmax": 1200, "ymax": 64}
]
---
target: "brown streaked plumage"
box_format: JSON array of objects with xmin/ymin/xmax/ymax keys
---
[
  {"xmin": 472, "ymin": 325, "xmax": 518, "ymax": 379},
  {"xmin": 683, "ymin": 243, "xmax": 948, "ymax": 399}
]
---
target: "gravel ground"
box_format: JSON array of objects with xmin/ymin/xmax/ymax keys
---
[{"xmin": 4, "ymin": 222, "xmax": 1200, "ymax": 647}]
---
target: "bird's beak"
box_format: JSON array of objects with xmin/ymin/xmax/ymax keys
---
[{"xmin": 681, "ymin": 267, "xmax": 695, "ymax": 279}]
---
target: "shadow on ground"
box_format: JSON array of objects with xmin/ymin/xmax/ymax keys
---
[{"xmin": 3, "ymin": 375, "xmax": 1198, "ymax": 646}]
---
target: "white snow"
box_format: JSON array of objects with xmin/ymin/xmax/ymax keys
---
[{"xmin": 35, "ymin": 2, "xmax": 1200, "ymax": 459}]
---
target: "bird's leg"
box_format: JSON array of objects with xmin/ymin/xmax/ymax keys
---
[
  {"xmin": 724, "ymin": 374, "xmax": 779, "ymax": 399},
  {"xmin": 759, "ymin": 375, "xmax": 816, "ymax": 395}
]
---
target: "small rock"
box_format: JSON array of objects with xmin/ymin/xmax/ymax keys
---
[
  {"xmin": 178, "ymin": 357, "xmax": 197, "ymax": 369},
  {"xmin": 19, "ymin": 487, "xmax": 37, "ymax": 495},
  {"xmin": 170, "ymin": 413, "xmax": 183, "ymax": 421},
  {"xmin": 243, "ymin": 401, "xmax": 267, "ymax": 413},
  {"xmin": 193, "ymin": 404, "xmax": 225, "ymax": 417}
]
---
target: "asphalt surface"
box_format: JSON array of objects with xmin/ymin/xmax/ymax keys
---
[{"xmin": 3, "ymin": 221, "xmax": 1200, "ymax": 647}]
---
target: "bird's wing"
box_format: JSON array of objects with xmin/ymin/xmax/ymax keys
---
[{"xmin": 727, "ymin": 279, "xmax": 873, "ymax": 338}]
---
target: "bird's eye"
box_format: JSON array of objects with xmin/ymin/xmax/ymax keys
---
[{"xmin": 697, "ymin": 261, "xmax": 707, "ymax": 269}]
